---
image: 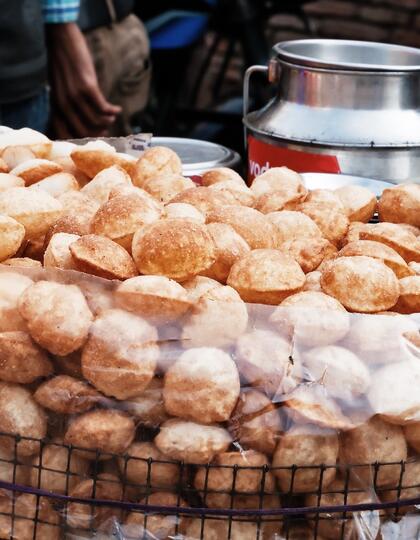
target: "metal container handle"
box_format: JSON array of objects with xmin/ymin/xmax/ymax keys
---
[{"xmin": 243, "ymin": 64, "xmax": 269, "ymax": 119}]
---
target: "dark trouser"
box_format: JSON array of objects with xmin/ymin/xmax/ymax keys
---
[{"xmin": 0, "ymin": 88, "xmax": 49, "ymax": 133}]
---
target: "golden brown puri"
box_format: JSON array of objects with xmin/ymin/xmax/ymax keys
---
[
  {"xmin": 297, "ymin": 201, "xmax": 349, "ymax": 246},
  {"xmin": 133, "ymin": 146, "xmax": 182, "ymax": 187},
  {"xmin": 29, "ymin": 172, "xmax": 79, "ymax": 198},
  {"xmin": 250, "ymin": 166, "xmax": 304, "ymax": 197},
  {"xmin": 201, "ymin": 167, "xmax": 244, "ymax": 186},
  {"xmin": 169, "ymin": 186, "xmax": 236, "ymax": 216},
  {"xmin": 227, "ymin": 249, "xmax": 305, "ymax": 305},
  {"xmin": 81, "ymin": 164, "xmax": 132, "ymax": 204},
  {"xmin": 360, "ymin": 222, "xmax": 420, "ymax": 263},
  {"xmin": 0, "ymin": 215, "xmax": 25, "ymax": 262},
  {"xmin": 10, "ymin": 158, "xmax": 63, "ymax": 186},
  {"xmin": 392, "ymin": 275, "xmax": 420, "ymax": 314},
  {"xmin": 320, "ymin": 255, "xmax": 400, "ymax": 312},
  {"xmin": 378, "ymin": 183, "xmax": 420, "ymax": 227},
  {"xmin": 132, "ymin": 218, "xmax": 216, "ymax": 282},
  {"xmin": 335, "ymin": 184, "xmax": 377, "ymax": 222}
]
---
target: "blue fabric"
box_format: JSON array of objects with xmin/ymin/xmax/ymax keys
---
[
  {"xmin": 42, "ymin": 0, "xmax": 80, "ymax": 23},
  {"xmin": 148, "ymin": 13, "xmax": 209, "ymax": 49},
  {"xmin": 0, "ymin": 88, "xmax": 50, "ymax": 134}
]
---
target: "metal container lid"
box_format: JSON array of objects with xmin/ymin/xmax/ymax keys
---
[
  {"xmin": 274, "ymin": 39, "xmax": 420, "ymax": 72},
  {"xmin": 300, "ymin": 172, "xmax": 392, "ymax": 196},
  {"xmin": 151, "ymin": 137, "xmax": 241, "ymax": 176}
]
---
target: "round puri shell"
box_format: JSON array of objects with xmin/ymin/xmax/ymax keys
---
[
  {"xmin": 404, "ymin": 422, "xmax": 420, "ymax": 453},
  {"xmin": 271, "ymin": 291, "xmax": 350, "ymax": 347},
  {"xmin": 71, "ymin": 142, "xmax": 133, "ymax": 178},
  {"xmin": 206, "ymin": 205, "xmax": 279, "ymax": 249},
  {"xmin": 0, "ymin": 215, "xmax": 25, "ymax": 262},
  {"xmin": 44, "ymin": 232, "xmax": 80, "ymax": 270},
  {"xmin": 368, "ymin": 361, "xmax": 420, "ymax": 424},
  {"xmin": 132, "ymin": 218, "xmax": 216, "ymax": 282},
  {"xmin": 30, "ymin": 172, "xmax": 79, "ymax": 198},
  {"xmin": 255, "ymin": 184, "xmax": 307, "ymax": 214},
  {"xmin": 378, "ymin": 184, "xmax": 420, "ymax": 227},
  {"xmin": 302, "ymin": 346, "xmax": 370, "ymax": 401},
  {"xmin": 0, "ymin": 331, "xmax": 52, "ymax": 383},
  {"xmin": 0, "ymin": 187, "xmax": 62, "ymax": 239},
  {"xmin": 81, "ymin": 165, "xmax": 131, "ymax": 203},
  {"xmin": 359, "ymin": 222, "xmax": 420, "ymax": 263},
  {"xmin": 228, "ymin": 389, "xmax": 283, "ymax": 455},
  {"xmin": 155, "ymin": 418, "xmax": 232, "ymax": 464},
  {"xmin": 273, "ymin": 424, "xmax": 338, "ymax": 493},
  {"xmin": 393, "ymin": 275, "xmax": 420, "ymax": 313},
  {"xmin": 201, "ymin": 167, "xmax": 244, "ymax": 186},
  {"xmin": 267, "ymin": 210, "xmax": 322, "ymax": 244},
  {"xmin": 69, "ymin": 234, "xmax": 138, "ymax": 280},
  {"xmin": 279, "ymin": 237, "xmax": 337, "ymax": 274},
  {"xmin": 115, "ymin": 275, "xmax": 192, "ymax": 324},
  {"xmin": 335, "ymin": 185, "xmax": 377, "ymax": 222},
  {"xmin": 2, "ymin": 146, "xmax": 35, "ymax": 169},
  {"xmin": 303, "ymin": 271, "xmax": 322, "ymax": 292},
  {"xmin": 194, "ymin": 449, "xmax": 275, "ymax": 494},
  {"xmin": 235, "ymin": 329, "xmax": 292, "ymax": 397},
  {"xmin": 2, "ymin": 257, "xmax": 41, "ymax": 268},
  {"xmin": 18, "ymin": 280, "xmax": 93, "ymax": 356},
  {"xmin": 344, "ymin": 312, "xmax": 417, "ymax": 365},
  {"xmin": 58, "ymin": 190, "xmax": 99, "ymax": 220},
  {"xmin": 64, "ymin": 409, "xmax": 135, "ymax": 459},
  {"xmin": 0, "ymin": 382, "xmax": 47, "ymax": 457},
  {"xmin": 169, "ymin": 186, "xmax": 235, "ymax": 216},
  {"xmin": 0, "ymin": 493, "xmax": 60, "ymax": 540},
  {"xmin": 338, "ymin": 240, "xmax": 413, "ymax": 279},
  {"xmin": 339, "ymin": 416, "xmax": 407, "ymax": 487},
  {"xmin": 298, "ymin": 201, "xmax": 349, "ymax": 246},
  {"xmin": 163, "ymin": 347, "xmax": 240, "ymax": 424},
  {"xmin": 182, "ymin": 275, "xmax": 223, "ymax": 303},
  {"xmin": 0, "ymin": 173, "xmax": 24, "ymax": 191},
  {"xmin": 82, "ymin": 309, "xmax": 158, "ymax": 399},
  {"xmin": 0, "ymin": 272, "xmax": 33, "ymax": 332},
  {"xmin": 202, "ymin": 223, "xmax": 250, "ymax": 283},
  {"xmin": 209, "ymin": 180, "xmax": 255, "ymax": 207},
  {"xmin": 380, "ymin": 460, "xmax": 420, "ymax": 516},
  {"xmin": 133, "ymin": 146, "xmax": 182, "ymax": 188},
  {"xmin": 251, "ymin": 167, "xmax": 303, "ymax": 197},
  {"xmin": 11, "ymin": 159, "xmax": 63, "ymax": 186},
  {"xmin": 305, "ymin": 189, "xmax": 344, "ymax": 208},
  {"xmin": 34, "ymin": 375, "xmax": 101, "ymax": 414},
  {"xmin": 305, "ymin": 477, "xmax": 372, "ymax": 540},
  {"xmin": 29, "ymin": 441, "xmax": 89, "ymax": 494},
  {"xmin": 143, "ymin": 173, "xmax": 195, "ymax": 203},
  {"xmin": 124, "ymin": 492, "xmax": 188, "ymax": 540},
  {"xmin": 227, "ymin": 249, "xmax": 305, "ymax": 305},
  {"xmin": 320, "ymin": 256, "xmax": 400, "ymax": 312},
  {"xmin": 90, "ymin": 192, "xmax": 162, "ymax": 251},
  {"xmin": 164, "ymin": 202, "xmax": 205, "ymax": 223},
  {"xmin": 181, "ymin": 285, "xmax": 248, "ymax": 347},
  {"xmin": 123, "ymin": 377, "xmax": 169, "ymax": 428},
  {"xmin": 118, "ymin": 441, "xmax": 181, "ymax": 488}
]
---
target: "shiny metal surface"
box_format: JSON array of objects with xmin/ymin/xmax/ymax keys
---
[
  {"xmin": 244, "ymin": 39, "xmax": 420, "ymax": 184},
  {"xmin": 301, "ymin": 172, "xmax": 392, "ymax": 196},
  {"xmin": 151, "ymin": 137, "xmax": 241, "ymax": 175}
]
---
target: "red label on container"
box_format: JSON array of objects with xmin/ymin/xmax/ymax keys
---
[{"xmin": 248, "ymin": 135, "xmax": 341, "ymax": 182}]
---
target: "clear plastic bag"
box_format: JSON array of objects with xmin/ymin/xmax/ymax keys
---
[{"xmin": 0, "ymin": 265, "xmax": 418, "ymax": 539}]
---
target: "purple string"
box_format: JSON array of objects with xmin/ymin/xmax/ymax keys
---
[{"xmin": 1, "ymin": 480, "xmax": 419, "ymax": 517}]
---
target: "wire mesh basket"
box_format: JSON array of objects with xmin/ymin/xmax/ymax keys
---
[{"xmin": 0, "ymin": 432, "xmax": 419, "ymax": 540}]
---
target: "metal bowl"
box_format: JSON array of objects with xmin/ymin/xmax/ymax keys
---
[{"xmin": 300, "ymin": 172, "xmax": 392, "ymax": 197}]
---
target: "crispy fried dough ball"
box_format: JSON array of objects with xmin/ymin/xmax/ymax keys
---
[
  {"xmin": 320, "ymin": 256, "xmax": 400, "ymax": 312},
  {"xmin": 142, "ymin": 173, "xmax": 195, "ymax": 203},
  {"xmin": 305, "ymin": 189, "xmax": 343, "ymax": 207},
  {"xmin": 0, "ymin": 272, "xmax": 33, "ymax": 332},
  {"xmin": 133, "ymin": 146, "xmax": 182, "ymax": 188},
  {"xmin": 337, "ymin": 240, "xmax": 414, "ymax": 279},
  {"xmin": 0, "ymin": 172, "xmax": 24, "ymax": 191},
  {"xmin": 115, "ymin": 275, "xmax": 191, "ymax": 324},
  {"xmin": 209, "ymin": 180, "xmax": 255, "ymax": 207},
  {"xmin": 298, "ymin": 201, "xmax": 349, "ymax": 247},
  {"xmin": 18, "ymin": 280, "xmax": 93, "ymax": 356},
  {"xmin": 64, "ymin": 409, "xmax": 135, "ymax": 460},
  {"xmin": 303, "ymin": 271, "xmax": 322, "ymax": 292},
  {"xmin": 155, "ymin": 419, "xmax": 232, "ymax": 464},
  {"xmin": 0, "ymin": 215, "xmax": 25, "ymax": 262},
  {"xmin": 271, "ymin": 291, "xmax": 350, "ymax": 347},
  {"xmin": 43, "ymin": 232, "xmax": 80, "ymax": 270},
  {"xmin": 132, "ymin": 219, "xmax": 216, "ymax": 282},
  {"xmin": 82, "ymin": 309, "xmax": 158, "ymax": 399},
  {"xmin": 34, "ymin": 375, "xmax": 101, "ymax": 414},
  {"xmin": 10, "ymin": 158, "xmax": 63, "ymax": 186},
  {"xmin": 206, "ymin": 205, "xmax": 279, "ymax": 249},
  {"xmin": 255, "ymin": 185, "xmax": 308, "ymax": 214},
  {"xmin": 194, "ymin": 450, "xmax": 275, "ymax": 494},
  {"xmin": 81, "ymin": 164, "xmax": 132, "ymax": 203},
  {"xmin": 380, "ymin": 460, "xmax": 420, "ymax": 516},
  {"xmin": 235, "ymin": 329, "xmax": 292, "ymax": 397},
  {"xmin": 378, "ymin": 183, "xmax": 420, "ymax": 227},
  {"xmin": 339, "ymin": 416, "xmax": 407, "ymax": 487},
  {"xmin": 202, "ymin": 223, "xmax": 250, "ymax": 283},
  {"xmin": 228, "ymin": 389, "xmax": 283, "ymax": 455},
  {"xmin": 2, "ymin": 257, "xmax": 41, "ymax": 268},
  {"xmin": 360, "ymin": 222, "xmax": 420, "ymax": 263},
  {"xmin": 227, "ymin": 249, "xmax": 305, "ymax": 305},
  {"xmin": 0, "ymin": 382, "xmax": 47, "ymax": 457},
  {"xmin": 335, "ymin": 185, "xmax": 377, "ymax": 222},
  {"xmin": 251, "ymin": 167, "xmax": 303, "ymax": 197},
  {"xmin": 164, "ymin": 202, "xmax": 205, "ymax": 223},
  {"xmin": 163, "ymin": 347, "xmax": 240, "ymax": 424},
  {"xmin": 169, "ymin": 186, "xmax": 235, "ymax": 216},
  {"xmin": 118, "ymin": 441, "xmax": 181, "ymax": 489},
  {"xmin": 181, "ymin": 285, "xmax": 248, "ymax": 347},
  {"xmin": 393, "ymin": 275, "xmax": 420, "ymax": 314},
  {"xmin": 267, "ymin": 210, "xmax": 321, "ymax": 244},
  {"xmin": 123, "ymin": 377, "xmax": 168, "ymax": 428},
  {"xmin": 404, "ymin": 422, "xmax": 420, "ymax": 453},
  {"xmin": 279, "ymin": 237, "xmax": 337, "ymax": 274},
  {"xmin": 201, "ymin": 167, "xmax": 244, "ymax": 186},
  {"xmin": 273, "ymin": 424, "xmax": 339, "ymax": 493},
  {"xmin": 182, "ymin": 275, "xmax": 222, "ymax": 303}
]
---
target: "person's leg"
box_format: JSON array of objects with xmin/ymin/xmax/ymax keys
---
[{"xmin": 1, "ymin": 88, "xmax": 49, "ymax": 133}]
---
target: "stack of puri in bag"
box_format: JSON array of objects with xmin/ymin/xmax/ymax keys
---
[{"xmin": 0, "ymin": 127, "xmax": 418, "ymax": 539}]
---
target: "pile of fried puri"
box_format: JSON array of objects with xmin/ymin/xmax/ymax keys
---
[{"xmin": 0, "ymin": 128, "xmax": 418, "ymax": 540}]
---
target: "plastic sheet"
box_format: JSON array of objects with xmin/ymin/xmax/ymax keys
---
[{"xmin": 0, "ymin": 265, "xmax": 418, "ymax": 539}]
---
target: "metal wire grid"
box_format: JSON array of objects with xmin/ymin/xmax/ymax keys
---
[{"xmin": 0, "ymin": 431, "xmax": 419, "ymax": 539}]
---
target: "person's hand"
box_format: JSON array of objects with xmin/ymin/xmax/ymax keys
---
[{"xmin": 47, "ymin": 22, "xmax": 121, "ymax": 138}]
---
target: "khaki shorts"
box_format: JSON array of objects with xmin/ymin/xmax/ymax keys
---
[{"xmin": 84, "ymin": 14, "xmax": 151, "ymax": 135}]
